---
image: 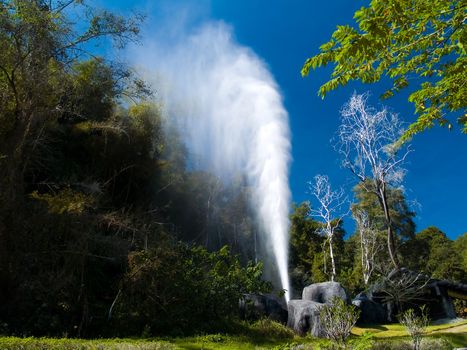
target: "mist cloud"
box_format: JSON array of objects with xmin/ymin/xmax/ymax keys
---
[{"xmin": 130, "ymin": 14, "xmax": 292, "ymax": 299}]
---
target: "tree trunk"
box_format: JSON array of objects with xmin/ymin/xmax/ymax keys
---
[
  {"xmin": 377, "ymin": 182, "xmax": 399, "ymax": 269},
  {"xmin": 329, "ymin": 235, "xmax": 336, "ymax": 282}
]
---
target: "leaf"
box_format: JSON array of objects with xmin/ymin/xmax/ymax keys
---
[{"xmin": 302, "ymin": 0, "xmax": 466, "ymax": 138}]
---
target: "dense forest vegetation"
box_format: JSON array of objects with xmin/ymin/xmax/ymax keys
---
[
  {"xmin": 289, "ymin": 190, "xmax": 467, "ymax": 297},
  {"xmin": 0, "ymin": 0, "xmax": 270, "ymax": 337},
  {"xmin": 0, "ymin": 0, "xmax": 465, "ymax": 340}
]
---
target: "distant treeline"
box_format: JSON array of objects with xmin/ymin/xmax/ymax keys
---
[{"xmin": 289, "ymin": 195, "xmax": 467, "ymax": 301}]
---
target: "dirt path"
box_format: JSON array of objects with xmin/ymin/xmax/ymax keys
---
[{"xmin": 430, "ymin": 323, "xmax": 467, "ymax": 334}]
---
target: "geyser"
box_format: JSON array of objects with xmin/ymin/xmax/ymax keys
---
[{"xmin": 133, "ymin": 22, "xmax": 292, "ymax": 300}]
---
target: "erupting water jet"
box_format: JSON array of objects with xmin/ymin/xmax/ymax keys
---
[{"xmin": 133, "ymin": 21, "xmax": 292, "ymax": 301}]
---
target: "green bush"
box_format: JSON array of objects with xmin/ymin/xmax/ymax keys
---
[
  {"xmin": 112, "ymin": 244, "xmax": 271, "ymax": 336},
  {"xmin": 370, "ymin": 341, "xmax": 413, "ymax": 350},
  {"xmin": 248, "ymin": 319, "xmax": 295, "ymax": 340},
  {"xmin": 398, "ymin": 307, "xmax": 430, "ymax": 350},
  {"xmin": 319, "ymin": 297, "xmax": 360, "ymax": 347},
  {"xmin": 348, "ymin": 332, "xmax": 375, "ymax": 350}
]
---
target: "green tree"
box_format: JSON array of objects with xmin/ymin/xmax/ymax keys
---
[
  {"xmin": 310, "ymin": 221, "xmax": 346, "ymax": 284},
  {"xmin": 454, "ymin": 232, "xmax": 467, "ymax": 275},
  {"xmin": 302, "ymin": 0, "xmax": 467, "ymax": 139},
  {"xmin": 0, "ymin": 0, "xmax": 143, "ymax": 272},
  {"xmin": 403, "ymin": 227, "xmax": 465, "ymax": 281},
  {"xmin": 289, "ymin": 202, "xmax": 322, "ymax": 294},
  {"xmin": 0, "ymin": 1, "xmax": 149, "ymax": 337},
  {"xmin": 338, "ymin": 233, "xmax": 365, "ymax": 294},
  {"xmin": 352, "ymin": 181, "xmax": 416, "ymax": 271},
  {"xmin": 0, "ymin": 0, "xmax": 143, "ymax": 203},
  {"xmin": 113, "ymin": 243, "xmax": 271, "ymax": 336},
  {"xmin": 337, "ymin": 94, "xmax": 412, "ymax": 268},
  {"xmin": 289, "ymin": 202, "xmax": 347, "ymax": 294},
  {"xmin": 165, "ymin": 170, "xmax": 257, "ymax": 261},
  {"xmin": 1, "ymin": 98, "xmax": 166, "ymax": 336}
]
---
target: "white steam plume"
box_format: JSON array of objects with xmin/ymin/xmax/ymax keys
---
[{"xmin": 132, "ymin": 21, "xmax": 292, "ymax": 300}]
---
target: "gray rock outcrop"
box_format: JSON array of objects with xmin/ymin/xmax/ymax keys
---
[
  {"xmin": 239, "ymin": 293, "xmax": 288, "ymax": 323},
  {"xmin": 287, "ymin": 281, "xmax": 349, "ymax": 337},
  {"xmin": 302, "ymin": 281, "xmax": 347, "ymax": 304},
  {"xmin": 352, "ymin": 292, "xmax": 387, "ymax": 324},
  {"xmin": 287, "ymin": 299, "xmax": 324, "ymax": 336}
]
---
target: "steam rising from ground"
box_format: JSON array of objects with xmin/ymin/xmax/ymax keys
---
[{"xmin": 132, "ymin": 21, "xmax": 291, "ymax": 300}]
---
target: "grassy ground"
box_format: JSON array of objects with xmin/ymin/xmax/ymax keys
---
[
  {"xmin": 352, "ymin": 319, "xmax": 467, "ymax": 337},
  {"xmin": 1, "ymin": 334, "xmax": 465, "ymax": 350},
  {"xmin": 1, "ymin": 319, "xmax": 466, "ymax": 350}
]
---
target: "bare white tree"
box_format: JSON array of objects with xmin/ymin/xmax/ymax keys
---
[
  {"xmin": 353, "ymin": 210, "xmax": 382, "ymax": 285},
  {"xmin": 338, "ymin": 93, "xmax": 411, "ymax": 268},
  {"xmin": 310, "ymin": 175, "xmax": 347, "ymax": 282}
]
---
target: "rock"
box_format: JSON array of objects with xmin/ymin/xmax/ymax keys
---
[
  {"xmin": 287, "ymin": 299, "xmax": 324, "ymax": 336},
  {"xmin": 352, "ymin": 292, "xmax": 387, "ymax": 324},
  {"xmin": 302, "ymin": 281, "xmax": 347, "ymax": 304},
  {"xmin": 239, "ymin": 294, "xmax": 288, "ymax": 323}
]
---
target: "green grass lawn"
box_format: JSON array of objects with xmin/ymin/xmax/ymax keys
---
[
  {"xmin": 0, "ymin": 335, "xmax": 293, "ymax": 350},
  {"xmin": 1, "ymin": 319, "xmax": 466, "ymax": 350},
  {"xmin": 353, "ymin": 319, "xmax": 467, "ymax": 337},
  {"xmin": 1, "ymin": 333, "xmax": 465, "ymax": 350}
]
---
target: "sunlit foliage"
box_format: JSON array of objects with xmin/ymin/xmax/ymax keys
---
[{"xmin": 302, "ymin": 0, "xmax": 467, "ymax": 139}]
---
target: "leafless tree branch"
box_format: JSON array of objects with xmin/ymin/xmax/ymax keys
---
[
  {"xmin": 337, "ymin": 93, "xmax": 412, "ymax": 268},
  {"xmin": 309, "ymin": 174, "xmax": 348, "ymax": 281}
]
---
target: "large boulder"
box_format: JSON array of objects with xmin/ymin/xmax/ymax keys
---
[
  {"xmin": 287, "ymin": 299, "xmax": 324, "ymax": 336},
  {"xmin": 239, "ymin": 294, "xmax": 288, "ymax": 323},
  {"xmin": 302, "ymin": 281, "xmax": 347, "ymax": 304},
  {"xmin": 352, "ymin": 292, "xmax": 387, "ymax": 324}
]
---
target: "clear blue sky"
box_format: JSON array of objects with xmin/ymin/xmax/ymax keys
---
[{"xmin": 100, "ymin": 0, "xmax": 467, "ymax": 239}]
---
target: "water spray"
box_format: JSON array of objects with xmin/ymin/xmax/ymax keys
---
[{"xmin": 133, "ymin": 22, "xmax": 292, "ymax": 301}]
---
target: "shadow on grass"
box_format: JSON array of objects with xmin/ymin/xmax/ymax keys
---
[
  {"xmin": 357, "ymin": 324, "xmax": 389, "ymax": 331},
  {"xmin": 171, "ymin": 320, "xmax": 297, "ymax": 350}
]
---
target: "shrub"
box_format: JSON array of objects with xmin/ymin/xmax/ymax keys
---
[
  {"xmin": 348, "ymin": 332, "xmax": 375, "ymax": 350},
  {"xmin": 319, "ymin": 296, "xmax": 360, "ymax": 347},
  {"xmin": 370, "ymin": 340, "xmax": 413, "ymax": 350},
  {"xmin": 398, "ymin": 306, "xmax": 429, "ymax": 350},
  {"xmin": 249, "ymin": 319, "xmax": 295, "ymax": 340},
  {"xmin": 370, "ymin": 337, "xmax": 451, "ymax": 350},
  {"xmin": 112, "ymin": 244, "xmax": 271, "ymax": 336},
  {"xmin": 419, "ymin": 338, "xmax": 451, "ymax": 350}
]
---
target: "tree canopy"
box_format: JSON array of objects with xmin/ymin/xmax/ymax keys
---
[
  {"xmin": 0, "ymin": 1, "xmax": 268, "ymax": 338},
  {"xmin": 402, "ymin": 226, "xmax": 465, "ymax": 281},
  {"xmin": 301, "ymin": 0, "xmax": 467, "ymax": 140},
  {"xmin": 352, "ymin": 181, "xmax": 416, "ymax": 245}
]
